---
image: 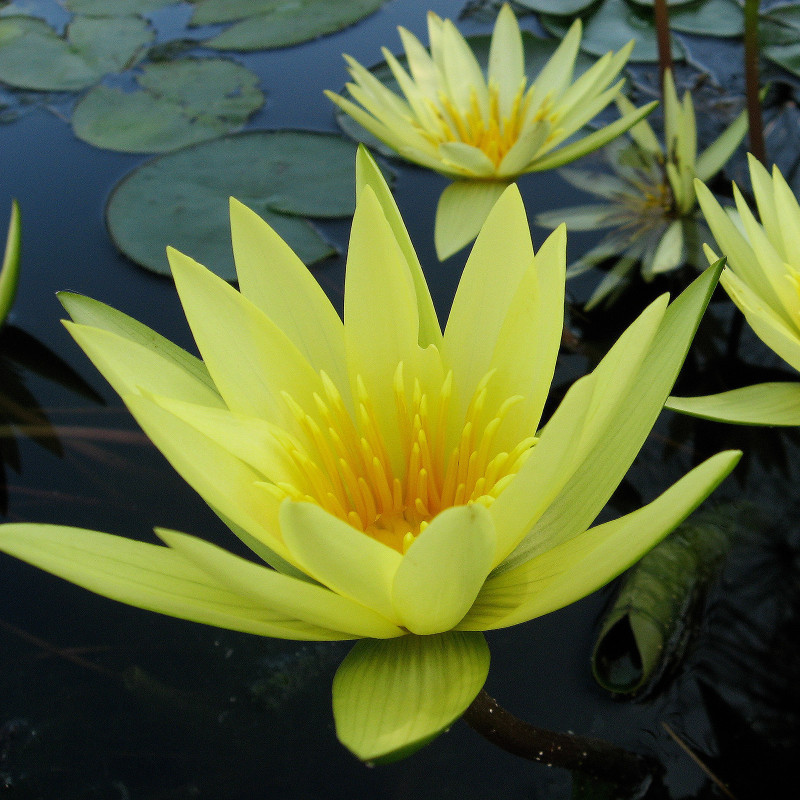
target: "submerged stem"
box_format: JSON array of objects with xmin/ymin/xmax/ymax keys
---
[
  {"xmin": 743, "ymin": 0, "xmax": 766, "ymax": 165},
  {"xmin": 463, "ymin": 689, "xmax": 657, "ymax": 790}
]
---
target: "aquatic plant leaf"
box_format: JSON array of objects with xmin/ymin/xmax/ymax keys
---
[
  {"xmin": 666, "ymin": 382, "xmax": 800, "ymax": 426},
  {"xmin": 0, "ymin": 200, "xmax": 20, "ymax": 327},
  {"xmin": 513, "ymin": 0, "xmax": 595, "ymax": 13},
  {"xmin": 541, "ymin": 0, "xmax": 684, "ymax": 62},
  {"xmin": 627, "ymin": 0, "xmax": 700, "ymax": 7},
  {"xmin": 64, "ymin": 0, "xmax": 169, "ymax": 14},
  {"xmin": 72, "ymin": 58, "xmax": 263, "ymax": 153},
  {"xmin": 106, "ymin": 131, "xmax": 358, "ymax": 278},
  {"xmin": 333, "ymin": 631, "xmax": 489, "ymax": 761},
  {"xmin": 192, "ymin": 0, "xmax": 385, "ymax": 51},
  {"xmin": 670, "ymin": 0, "xmax": 743, "ymax": 37},
  {"xmin": 592, "ymin": 506, "xmax": 733, "ymax": 696},
  {"xmin": 0, "ymin": 15, "xmax": 152, "ymax": 91}
]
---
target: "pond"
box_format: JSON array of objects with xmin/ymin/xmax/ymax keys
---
[{"xmin": 0, "ymin": 0, "xmax": 798, "ymax": 797}]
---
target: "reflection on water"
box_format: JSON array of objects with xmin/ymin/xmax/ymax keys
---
[{"xmin": 0, "ymin": 0, "xmax": 798, "ymax": 797}]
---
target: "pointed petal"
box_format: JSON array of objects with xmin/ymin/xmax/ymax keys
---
[
  {"xmin": 440, "ymin": 19, "xmax": 488, "ymax": 116},
  {"xmin": 333, "ymin": 631, "xmax": 489, "ymax": 761},
  {"xmin": 64, "ymin": 321, "xmax": 223, "ymax": 408},
  {"xmin": 168, "ymin": 247, "xmax": 324, "ymax": 429},
  {"xmin": 488, "ymin": 4, "xmax": 524, "ymax": 118},
  {"xmin": 0, "ymin": 524, "xmax": 341, "ymax": 640},
  {"xmin": 397, "ymin": 26, "xmax": 438, "ymax": 99},
  {"xmin": 391, "ymin": 504, "xmax": 496, "ymax": 635},
  {"xmin": 771, "ymin": 161, "xmax": 800, "ymax": 262},
  {"xmin": 648, "ymin": 219, "xmax": 685, "ymax": 276},
  {"xmin": 355, "ymin": 146, "xmax": 442, "ymax": 350},
  {"xmin": 59, "ymin": 292, "xmax": 215, "ymax": 393},
  {"xmin": 443, "ymin": 183, "xmax": 533, "ymax": 408},
  {"xmin": 434, "ymin": 179, "xmax": 509, "ymax": 260},
  {"xmin": 666, "ymin": 382, "xmax": 800, "ymax": 426},
  {"xmin": 344, "ymin": 185, "xmax": 419, "ymax": 476},
  {"xmin": 0, "ymin": 199, "xmax": 21, "ymax": 325},
  {"xmin": 462, "ymin": 450, "xmax": 740, "ymax": 629},
  {"xmin": 280, "ymin": 500, "xmax": 402, "ymax": 624},
  {"xmin": 437, "ymin": 142, "xmax": 498, "ymax": 177},
  {"xmin": 497, "ymin": 120, "xmax": 552, "ymax": 177},
  {"xmin": 157, "ymin": 528, "xmax": 402, "ymax": 639},
  {"xmin": 528, "ymin": 101, "xmax": 657, "ymax": 172},
  {"xmin": 229, "ymin": 198, "xmax": 348, "ymax": 392},
  {"xmin": 533, "ymin": 18, "xmax": 581, "ymax": 101},
  {"xmin": 695, "ymin": 110, "xmax": 747, "ymax": 183}
]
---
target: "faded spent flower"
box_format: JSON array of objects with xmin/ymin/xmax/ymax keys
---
[
  {"xmin": 0, "ymin": 147, "xmax": 738, "ymax": 762},
  {"xmin": 668, "ymin": 154, "xmax": 800, "ymax": 426},
  {"xmin": 326, "ymin": 4, "xmax": 654, "ymax": 259}
]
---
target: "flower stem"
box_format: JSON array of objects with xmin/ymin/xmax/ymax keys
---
[
  {"xmin": 743, "ymin": 0, "xmax": 766, "ymax": 165},
  {"xmin": 653, "ymin": 0, "xmax": 672, "ymax": 91},
  {"xmin": 462, "ymin": 689, "xmax": 659, "ymax": 790}
]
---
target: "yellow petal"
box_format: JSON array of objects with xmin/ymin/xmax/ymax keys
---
[
  {"xmin": 391, "ymin": 504, "xmax": 496, "ymax": 635},
  {"xmin": 488, "ymin": 4, "xmax": 524, "ymax": 117}
]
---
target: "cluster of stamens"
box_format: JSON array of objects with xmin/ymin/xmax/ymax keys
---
[{"xmin": 265, "ymin": 364, "xmax": 536, "ymax": 554}]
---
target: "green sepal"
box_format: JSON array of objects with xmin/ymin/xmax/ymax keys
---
[{"xmin": 666, "ymin": 382, "xmax": 800, "ymax": 426}]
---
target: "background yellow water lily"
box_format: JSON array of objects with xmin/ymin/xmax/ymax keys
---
[
  {"xmin": 667, "ymin": 154, "xmax": 800, "ymax": 426},
  {"xmin": 0, "ymin": 148, "xmax": 738, "ymax": 761},
  {"xmin": 326, "ymin": 4, "xmax": 655, "ymax": 259}
]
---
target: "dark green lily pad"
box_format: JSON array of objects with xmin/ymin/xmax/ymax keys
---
[
  {"xmin": 191, "ymin": 0, "xmax": 386, "ymax": 51},
  {"xmin": 64, "ymin": 0, "xmax": 170, "ymax": 14},
  {"xmin": 541, "ymin": 0, "xmax": 685, "ymax": 62},
  {"xmin": 106, "ymin": 131, "xmax": 360, "ymax": 279},
  {"xmin": 670, "ymin": 0, "xmax": 743, "ymax": 37},
  {"xmin": 513, "ymin": 0, "xmax": 597, "ymax": 13},
  {"xmin": 0, "ymin": 14, "xmax": 152, "ymax": 91},
  {"xmin": 626, "ymin": 0, "xmax": 697, "ymax": 6},
  {"xmin": 334, "ymin": 31, "xmax": 597, "ymax": 157},
  {"xmin": 72, "ymin": 58, "xmax": 264, "ymax": 153}
]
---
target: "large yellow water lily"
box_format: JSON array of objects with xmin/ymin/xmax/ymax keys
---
[
  {"xmin": 667, "ymin": 154, "xmax": 800, "ymax": 426},
  {"xmin": 0, "ymin": 148, "xmax": 737, "ymax": 761},
  {"xmin": 326, "ymin": 4, "xmax": 654, "ymax": 259},
  {"xmin": 538, "ymin": 70, "xmax": 748, "ymax": 309}
]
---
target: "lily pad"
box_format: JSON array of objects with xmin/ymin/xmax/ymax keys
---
[
  {"xmin": 72, "ymin": 58, "xmax": 264, "ymax": 153},
  {"xmin": 64, "ymin": 0, "xmax": 170, "ymax": 14},
  {"xmin": 541, "ymin": 0, "xmax": 685, "ymax": 62},
  {"xmin": 191, "ymin": 0, "xmax": 386, "ymax": 51},
  {"xmin": 670, "ymin": 0, "xmax": 743, "ymax": 37},
  {"xmin": 106, "ymin": 131, "xmax": 361, "ymax": 279},
  {"xmin": 626, "ymin": 0, "xmax": 697, "ymax": 6},
  {"xmin": 0, "ymin": 14, "xmax": 152, "ymax": 91},
  {"xmin": 513, "ymin": 0, "xmax": 597, "ymax": 13}
]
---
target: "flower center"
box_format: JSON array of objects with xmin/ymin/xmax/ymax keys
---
[
  {"xmin": 419, "ymin": 80, "xmax": 551, "ymax": 168},
  {"xmin": 268, "ymin": 365, "xmax": 536, "ymax": 554}
]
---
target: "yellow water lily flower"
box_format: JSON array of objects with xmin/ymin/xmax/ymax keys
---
[
  {"xmin": 326, "ymin": 4, "xmax": 655, "ymax": 259},
  {"xmin": 538, "ymin": 70, "xmax": 748, "ymax": 309},
  {"xmin": 667, "ymin": 154, "xmax": 800, "ymax": 426},
  {"xmin": 0, "ymin": 148, "xmax": 737, "ymax": 762}
]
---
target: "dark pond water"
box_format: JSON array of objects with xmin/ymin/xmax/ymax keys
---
[{"xmin": 0, "ymin": 1, "xmax": 798, "ymax": 798}]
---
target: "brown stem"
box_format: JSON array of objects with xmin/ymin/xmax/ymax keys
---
[
  {"xmin": 653, "ymin": 0, "xmax": 672, "ymax": 90},
  {"xmin": 463, "ymin": 690, "xmax": 657, "ymax": 790},
  {"xmin": 744, "ymin": 0, "xmax": 766, "ymax": 165}
]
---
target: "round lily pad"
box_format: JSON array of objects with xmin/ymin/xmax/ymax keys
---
[
  {"xmin": 64, "ymin": 0, "xmax": 170, "ymax": 14},
  {"xmin": 0, "ymin": 15, "xmax": 152, "ymax": 91},
  {"xmin": 670, "ymin": 0, "xmax": 743, "ymax": 37},
  {"xmin": 541, "ymin": 0, "xmax": 685, "ymax": 62},
  {"xmin": 191, "ymin": 0, "xmax": 386, "ymax": 51},
  {"xmin": 513, "ymin": 0, "xmax": 596, "ymax": 13},
  {"xmin": 106, "ymin": 131, "xmax": 361, "ymax": 280},
  {"xmin": 72, "ymin": 58, "xmax": 264, "ymax": 153}
]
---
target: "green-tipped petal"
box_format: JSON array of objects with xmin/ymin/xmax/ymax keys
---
[
  {"xmin": 666, "ymin": 383, "xmax": 800, "ymax": 426},
  {"xmin": 0, "ymin": 199, "xmax": 21, "ymax": 326},
  {"xmin": 355, "ymin": 146, "xmax": 442, "ymax": 350},
  {"xmin": 333, "ymin": 631, "xmax": 489, "ymax": 761},
  {"xmin": 434, "ymin": 179, "xmax": 509, "ymax": 260},
  {"xmin": 463, "ymin": 450, "xmax": 740, "ymax": 629},
  {"xmin": 157, "ymin": 529, "xmax": 402, "ymax": 639},
  {"xmin": 0, "ymin": 524, "xmax": 340, "ymax": 640},
  {"xmin": 59, "ymin": 292, "xmax": 215, "ymax": 392},
  {"xmin": 64, "ymin": 321, "xmax": 223, "ymax": 408},
  {"xmin": 229, "ymin": 198, "xmax": 347, "ymax": 391},
  {"xmin": 280, "ymin": 500, "xmax": 402, "ymax": 624},
  {"xmin": 392, "ymin": 504, "xmax": 496, "ymax": 635}
]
